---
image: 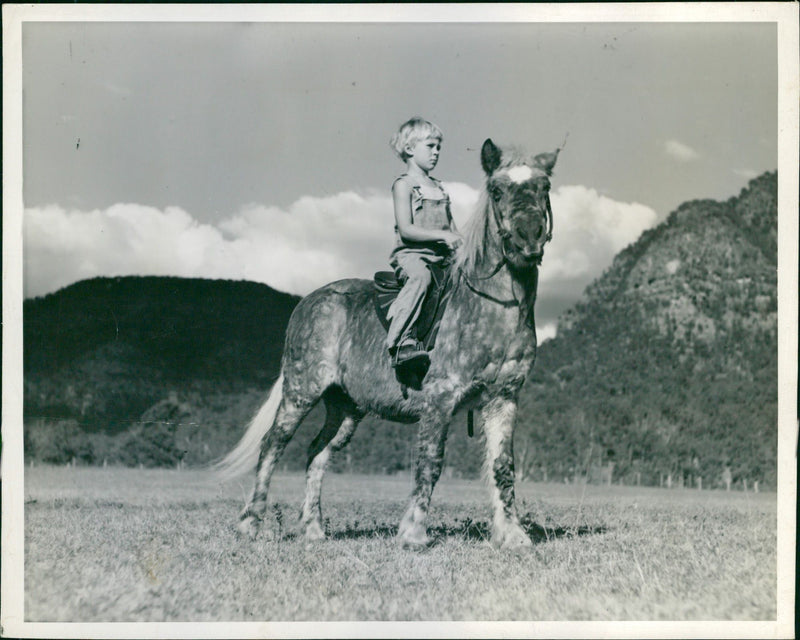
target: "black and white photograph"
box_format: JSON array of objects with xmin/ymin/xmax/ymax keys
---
[{"xmin": 2, "ymin": 4, "xmax": 797, "ymax": 638}]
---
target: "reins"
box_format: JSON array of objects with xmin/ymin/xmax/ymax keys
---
[
  {"xmin": 457, "ymin": 195, "xmax": 546, "ymax": 311},
  {"xmin": 460, "ymin": 266, "xmax": 519, "ymax": 307},
  {"xmin": 457, "ymin": 196, "xmax": 515, "ymax": 302}
]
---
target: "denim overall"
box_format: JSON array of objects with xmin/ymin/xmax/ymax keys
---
[{"xmin": 385, "ymin": 175, "xmax": 454, "ymax": 351}]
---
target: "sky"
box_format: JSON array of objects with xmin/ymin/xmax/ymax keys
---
[{"xmin": 19, "ymin": 16, "xmax": 778, "ymax": 340}]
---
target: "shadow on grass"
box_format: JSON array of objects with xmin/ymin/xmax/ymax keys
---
[
  {"xmin": 427, "ymin": 515, "xmax": 607, "ymax": 546},
  {"xmin": 270, "ymin": 502, "xmax": 607, "ymax": 545},
  {"xmin": 308, "ymin": 514, "xmax": 607, "ymax": 545}
]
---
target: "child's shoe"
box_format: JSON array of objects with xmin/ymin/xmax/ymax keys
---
[{"xmin": 391, "ymin": 339, "xmax": 430, "ymax": 369}]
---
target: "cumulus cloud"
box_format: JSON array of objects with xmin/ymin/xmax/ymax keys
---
[
  {"xmin": 23, "ymin": 182, "xmax": 656, "ymax": 337},
  {"xmin": 538, "ymin": 185, "xmax": 658, "ymax": 309},
  {"xmin": 217, "ymin": 190, "xmax": 396, "ymax": 295},
  {"xmin": 24, "ymin": 203, "xmax": 240, "ymax": 298},
  {"xmin": 23, "ymin": 183, "xmax": 480, "ymax": 300},
  {"xmin": 664, "ymin": 139, "xmax": 700, "ymax": 162},
  {"xmin": 537, "ymin": 322, "xmax": 558, "ymax": 344},
  {"xmin": 24, "ymin": 193, "xmax": 396, "ymax": 300}
]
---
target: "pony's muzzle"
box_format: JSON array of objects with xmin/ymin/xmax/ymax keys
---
[
  {"xmin": 520, "ymin": 247, "xmax": 544, "ymax": 265},
  {"xmin": 510, "ymin": 227, "xmax": 546, "ymax": 264},
  {"xmin": 511, "ymin": 217, "xmax": 546, "ymax": 249}
]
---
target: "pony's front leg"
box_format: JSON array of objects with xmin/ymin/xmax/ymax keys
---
[
  {"xmin": 482, "ymin": 396, "xmax": 531, "ymax": 549},
  {"xmin": 398, "ymin": 412, "xmax": 450, "ymax": 550}
]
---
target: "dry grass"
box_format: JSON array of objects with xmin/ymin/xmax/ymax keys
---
[{"xmin": 23, "ymin": 466, "xmax": 777, "ymax": 621}]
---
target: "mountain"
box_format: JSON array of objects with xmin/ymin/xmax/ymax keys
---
[
  {"xmin": 23, "ymin": 172, "xmax": 779, "ymax": 485},
  {"xmin": 516, "ymin": 172, "xmax": 778, "ymax": 488},
  {"xmin": 23, "ymin": 277, "xmax": 299, "ymax": 463}
]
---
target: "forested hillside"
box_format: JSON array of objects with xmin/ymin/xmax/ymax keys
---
[
  {"xmin": 23, "ymin": 173, "xmax": 778, "ymax": 488},
  {"xmin": 517, "ymin": 172, "xmax": 778, "ymax": 488},
  {"xmin": 24, "ymin": 277, "xmax": 298, "ymax": 465}
]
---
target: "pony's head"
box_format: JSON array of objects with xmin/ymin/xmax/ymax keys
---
[{"xmin": 459, "ymin": 139, "xmax": 559, "ymax": 274}]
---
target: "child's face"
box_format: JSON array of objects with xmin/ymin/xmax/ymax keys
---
[{"xmin": 405, "ymin": 136, "xmax": 442, "ymax": 172}]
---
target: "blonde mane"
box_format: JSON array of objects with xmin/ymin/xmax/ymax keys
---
[{"xmin": 454, "ymin": 189, "xmax": 495, "ymax": 277}]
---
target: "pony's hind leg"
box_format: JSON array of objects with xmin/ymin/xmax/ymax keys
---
[
  {"xmin": 239, "ymin": 393, "xmax": 315, "ymax": 540},
  {"xmin": 300, "ymin": 399, "xmax": 360, "ymax": 540}
]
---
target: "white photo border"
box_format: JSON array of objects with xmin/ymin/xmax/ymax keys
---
[{"xmin": 3, "ymin": 3, "xmax": 797, "ymax": 638}]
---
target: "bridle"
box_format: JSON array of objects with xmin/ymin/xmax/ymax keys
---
[{"xmin": 458, "ymin": 186, "xmax": 552, "ymax": 318}]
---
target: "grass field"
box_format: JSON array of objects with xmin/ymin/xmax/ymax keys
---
[{"xmin": 23, "ymin": 465, "xmax": 777, "ymax": 622}]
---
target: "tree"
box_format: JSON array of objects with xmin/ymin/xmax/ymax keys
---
[{"xmin": 25, "ymin": 418, "xmax": 94, "ymax": 464}]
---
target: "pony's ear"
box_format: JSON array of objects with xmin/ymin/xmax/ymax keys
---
[
  {"xmin": 481, "ymin": 139, "xmax": 503, "ymax": 175},
  {"xmin": 534, "ymin": 148, "xmax": 560, "ymax": 176}
]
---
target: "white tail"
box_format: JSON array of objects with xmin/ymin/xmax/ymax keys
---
[{"xmin": 213, "ymin": 373, "xmax": 284, "ymax": 482}]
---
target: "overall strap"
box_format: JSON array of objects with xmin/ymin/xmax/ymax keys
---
[{"xmin": 397, "ymin": 174, "xmax": 447, "ymax": 200}]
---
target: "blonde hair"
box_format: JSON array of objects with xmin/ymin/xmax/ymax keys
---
[{"xmin": 389, "ymin": 117, "xmax": 443, "ymax": 161}]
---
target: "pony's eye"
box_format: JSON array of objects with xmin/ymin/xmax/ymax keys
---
[{"xmin": 489, "ymin": 185, "xmax": 503, "ymax": 201}]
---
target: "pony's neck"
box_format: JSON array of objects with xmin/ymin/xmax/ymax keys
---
[
  {"xmin": 454, "ymin": 191, "xmax": 539, "ymax": 314},
  {"xmin": 454, "ymin": 191, "xmax": 504, "ymax": 279}
]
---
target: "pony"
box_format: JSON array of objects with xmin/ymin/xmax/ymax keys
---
[{"xmin": 216, "ymin": 138, "xmax": 560, "ymax": 550}]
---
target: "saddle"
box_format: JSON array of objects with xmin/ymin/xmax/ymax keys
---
[
  {"xmin": 373, "ymin": 264, "xmax": 474, "ymax": 434},
  {"xmin": 373, "ymin": 262, "xmax": 454, "ymax": 352}
]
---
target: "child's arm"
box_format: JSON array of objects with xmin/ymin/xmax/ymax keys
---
[
  {"xmin": 393, "ymin": 179, "xmax": 461, "ymax": 250},
  {"xmin": 447, "ymin": 205, "xmax": 459, "ymax": 234}
]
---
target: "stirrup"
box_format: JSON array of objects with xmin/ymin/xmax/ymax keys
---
[{"xmin": 391, "ymin": 340, "xmax": 429, "ymax": 369}]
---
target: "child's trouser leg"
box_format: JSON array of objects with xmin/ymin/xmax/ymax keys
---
[{"xmin": 385, "ymin": 253, "xmax": 432, "ymax": 351}]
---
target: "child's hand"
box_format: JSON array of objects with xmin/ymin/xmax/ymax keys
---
[{"xmin": 441, "ymin": 231, "xmax": 463, "ymax": 252}]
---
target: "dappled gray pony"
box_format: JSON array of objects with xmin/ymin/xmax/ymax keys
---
[{"xmin": 216, "ymin": 138, "xmax": 560, "ymax": 549}]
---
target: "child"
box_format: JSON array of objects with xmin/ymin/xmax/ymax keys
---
[{"xmin": 385, "ymin": 117, "xmax": 462, "ymax": 367}]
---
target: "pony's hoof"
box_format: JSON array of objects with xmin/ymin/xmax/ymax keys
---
[
  {"xmin": 399, "ymin": 530, "xmax": 433, "ymax": 551},
  {"xmin": 494, "ymin": 525, "xmax": 532, "ymax": 550},
  {"xmin": 401, "ymin": 537, "xmax": 433, "ymax": 551},
  {"xmin": 237, "ymin": 516, "xmax": 260, "ymax": 540},
  {"xmin": 303, "ymin": 521, "xmax": 327, "ymax": 541}
]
